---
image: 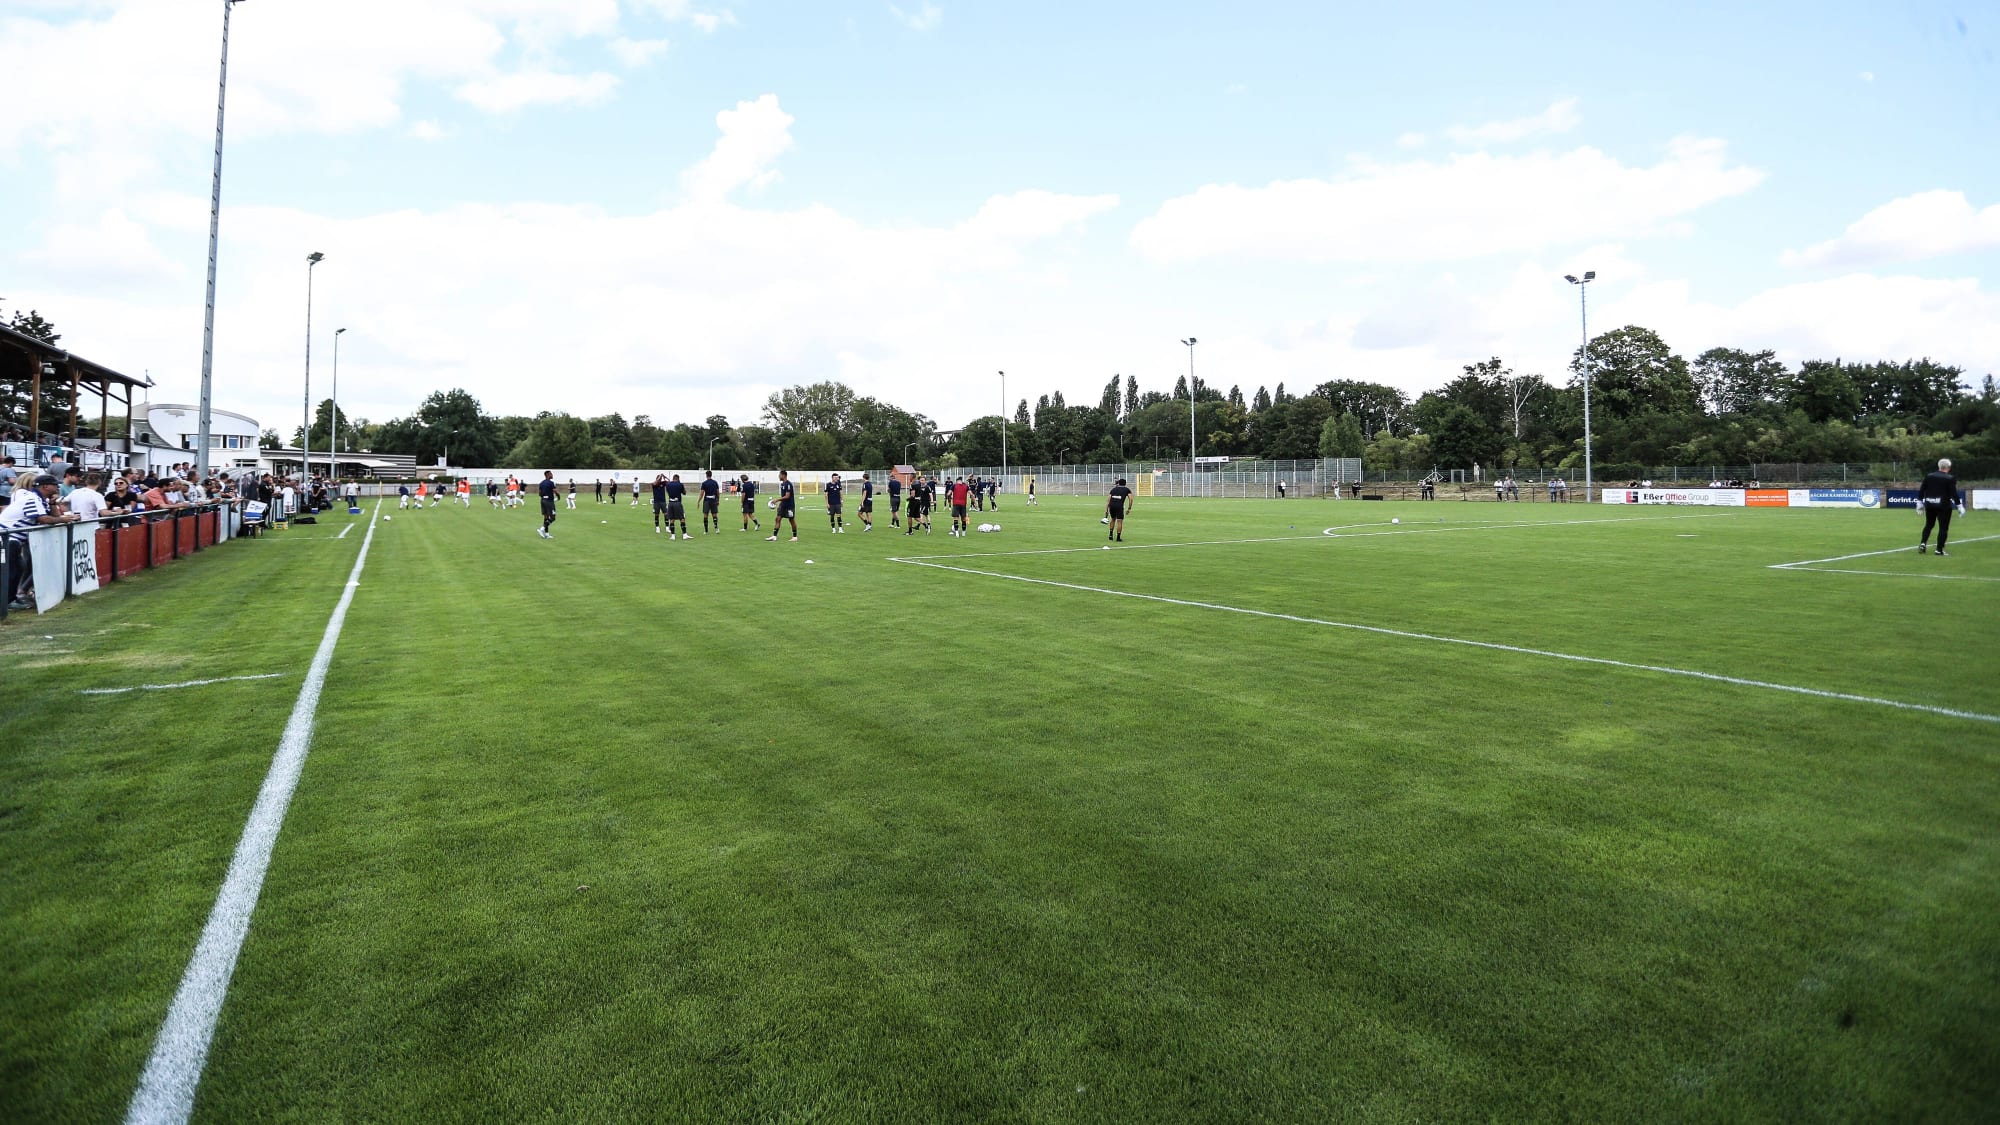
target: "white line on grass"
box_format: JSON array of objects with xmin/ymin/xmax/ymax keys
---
[
  {"xmin": 1784, "ymin": 567, "xmax": 2000, "ymax": 582},
  {"xmin": 338, "ymin": 522, "xmax": 354, "ymax": 539},
  {"xmin": 888, "ymin": 513, "xmax": 1712, "ymax": 563},
  {"xmin": 80, "ymin": 674, "xmax": 286, "ymax": 695},
  {"xmin": 896, "ymin": 558, "xmax": 2000, "ymax": 726},
  {"xmin": 1767, "ymin": 533, "xmax": 2000, "ymax": 569},
  {"xmin": 125, "ymin": 499, "xmax": 382, "ymax": 1125}
]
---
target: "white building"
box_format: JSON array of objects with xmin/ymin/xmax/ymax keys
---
[{"xmin": 135, "ymin": 402, "xmax": 263, "ymax": 472}]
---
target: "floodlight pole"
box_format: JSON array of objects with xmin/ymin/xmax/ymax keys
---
[
  {"xmin": 998, "ymin": 370, "xmax": 1007, "ymax": 479},
  {"xmin": 195, "ymin": 0, "xmax": 246, "ymax": 482},
  {"xmin": 1565, "ymin": 271, "xmax": 1596, "ymax": 500},
  {"xmin": 707, "ymin": 436, "xmax": 719, "ymax": 471},
  {"xmin": 328, "ymin": 327, "xmax": 345, "ymax": 481},
  {"xmin": 303, "ymin": 251, "xmax": 323, "ymax": 478},
  {"xmin": 1181, "ymin": 337, "xmax": 1198, "ymax": 497}
]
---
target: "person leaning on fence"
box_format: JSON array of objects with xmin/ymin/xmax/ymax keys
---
[
  {"xmin": 2, "ymin": 474, "xmax": 79, "ymax": 610},
  {"xmin": 1917, "ymin": 458, "xmax": 1962, "ymax": 556}
]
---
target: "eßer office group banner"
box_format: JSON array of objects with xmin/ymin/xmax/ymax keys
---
[{"xmin": 1601, "ymin": 487, "xmax": 1885, "ymax": 508}]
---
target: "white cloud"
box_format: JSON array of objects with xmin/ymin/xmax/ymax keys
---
[
  {"xmin": 681, "ymin": 94, "xmax": 796, "ymax": 201},
  {"xmin": 408, "ymin": 119, "xmax": 448, "ymax": 142},
  {"xmin": 15, "ymin": 209, "xmax": 184, "ymax": 290},
  {"xmin": 1130, "ymin": 137, "xmax": 1764, "ymax": 264},
  {"xmin": 633, "ymin": 0, "xmax": 735, "ymax": 33},
  {"xmin": 1395, "ymin": 132, "xmax": 1426, "ymax": 149},
  {"xmin": 1860, "ymin": 71, "xmax": 1875, "ymax": 82},
  {"xmin": 1444, "ymin": 98, "xmax": 1580, "ymax": 146},
  {"xmin": 1781, "ymin": 190, "xmax": 2000, "ymax": 268},
  {"xmin": 455, "ymin": 70, "xmax": 619, "ymax": 113},
  {"xmin": 609, "ymin": 36, "xmax": 672, "ymax": 67},
  {"xmin": 890, "ymin": 3, "xmax": 944, "ymax": 32}
]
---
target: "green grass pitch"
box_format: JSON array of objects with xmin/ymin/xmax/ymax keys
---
[{"xmin": 3, "ymin": 495, "xmax": 1996, "ymax": 1122}]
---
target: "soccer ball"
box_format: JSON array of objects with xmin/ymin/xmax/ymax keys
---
[
  {"xmin": 1392, "ymin": 518, "xmax": 1400, "ymax": 524},
  {"xmin": 1100, "ymin": 517, "xmax": 1110, "ymax": 524},
  {"xmin": 768, "ymin": 498, "xmax": 778, "ymax": 508},
  {"xmin": 805, "ymin": 559, "xmax": 814, "ymax": 564},
  {"xmin": 383, "ymin": 515, "xmax": 391, "ymax": 521}
]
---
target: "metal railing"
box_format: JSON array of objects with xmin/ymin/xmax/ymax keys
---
[{"xmin": 0, "ymin": 500, "xmax": 244, "ymax": 622}]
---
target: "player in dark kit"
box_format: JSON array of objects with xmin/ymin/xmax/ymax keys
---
[
  {"xmin": 887, "ymin": 474, "xmax": 903, "ymax": 526},
  {"xmin": 665, "ymin": 474, "xmax": 690, "ymax": 539},
  {"xmin": 739, "ymin": 474, "xmax": 760, "ymax": 531},
  {"xmin": 699, "ymin": 470, "xmax": 721, "ymax": 533},
  {"xmin": 1917, "ymin": 457, "xmax": 1962, "ymax": 556},
  {"xmin": 858, "ymin": 475, "xmax": 875, "ymax": 531},
  {"xmin": 537, "ymin": 471, "xmax": 558, "ymax": 538},
  {"xmin": 826, "ymin": 472, "xmax": 846, "ymax": 533},
  {"xmin": 766, "ymin": 470, "xmax": 799, "ymax": 541},
  {"xmin": 904, "ymin": 476, "xmax": 926, "ymax": 535},
  {"xmin": 651, "ymin": 474, "xmax": 671, "ymax": 535},
  {"xmin": 1105, "ymin": 477, "xmax": 1133, "ymax": 542}
]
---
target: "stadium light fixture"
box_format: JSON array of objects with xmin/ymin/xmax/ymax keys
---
[
  {"xmin": 303, "ymin": 252, "xmax": 323, "ymax": 478},
  {"xmin": 904, "ymin": 441, "xmax": 916, "ymax": 466},
  {"xmin": 328, "ymin": 327, "xmax": 346, "ymax": 478},
  {"xmin": 1181, "ymin": 338, "xmax": 1198, "ymax": 496},
  {"xmin": 1565, "ymin": 271, "xmax": 1596, "ymax": 500},
  {"xmin": 707, "ymin": 436, "xmax": 719, "ymax": 470}
]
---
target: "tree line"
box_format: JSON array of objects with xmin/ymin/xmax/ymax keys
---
[{"xmin": 7, "ymin": 308, "xmax": 1993, "ymax": 472}]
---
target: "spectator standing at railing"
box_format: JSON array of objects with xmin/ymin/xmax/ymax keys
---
[
  {"xmin": 0, "ymin": 455, "xmax": 15, "ymax": 504},
  {"xmin": 2, "ymin": 474, "xmax": 78, "ymax": 610},
  {"xmin": 67, "ymin": 473, "xmax": 107, "ymax": 522}
]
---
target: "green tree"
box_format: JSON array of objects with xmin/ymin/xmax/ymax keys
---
[
  {"xmin": 951, "ymin": 416, "xmax": 1007, "ymax": 466},
  {"xmin": 1319, "ymin": 412, "xmax": 1365, "ymax": 458},
  {"xmin": 1783, "ymin": 361, "xmax": 1863, "ymax": 424},
  {"xmin": 779, "ymin": 430, "xmax": 840, "ymax": 468},
  {"xmin": 763, "ymin": 382, "xmax": 857, "ymax": 434},
  {"xmin": 1428, "ymin": 402, "xmax": 1503, "ymax": 470},
  {"xmin": 1572, "ymin": 326, "xmax": 1700, "ymax": 420},
  {"xmin": 1692, "ymin": 347, "xmax": 1786, "ymax": 416},
  {"xmin": 522, "ymin": 414, "xmax": 609, "ymax": 469}
]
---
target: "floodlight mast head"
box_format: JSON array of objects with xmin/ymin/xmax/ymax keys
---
[
  {"xmin": 1563, "ymin": 274, "xmax": 1577, "ymax": 283},
  {"xmin": 307, "ymin": 251, "xmax": 324, "ymax": 264},
  {"xmin": 1584, "ymin": 270, "xmax": 1596, "ymax": 281}
]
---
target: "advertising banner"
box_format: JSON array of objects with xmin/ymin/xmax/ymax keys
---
[
  {"xmin": 69, "ymin": 527, "xmax": 100, "ymax": 598},
  {"xmin": 1600, "ymin": 487, "xmax": 1746, "ymax": 507},
  {"xmin": 1974, "ymin": 489, "xmax": 2000, "ymax": 512},
  {"xmin": 1745, "ymin": 489, "xmax": 1790, "ymax": 507},
  {"xmin": 26, "ymin": 525, "xmax": 69, "ymax": 614},
  {"xmin": 1787, "ymin": 488, "xmax": 1882, "ymax": 509},
  {"xmin": 1885, "ymin": 489, "xmax": 1922, "ymax": 509}
]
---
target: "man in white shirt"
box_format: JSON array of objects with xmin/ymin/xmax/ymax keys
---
[{"xmin": 65, "ymin": 473, "xmax": 108, "ymax": 522}]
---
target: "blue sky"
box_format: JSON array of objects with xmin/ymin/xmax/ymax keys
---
[{"xmin": 1, "ymin": 0, "xmax": 1994, "ymax": 435}]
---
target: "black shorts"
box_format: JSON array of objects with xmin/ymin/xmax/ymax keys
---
[
  {"xmin": 1108, "ymin": 504, "xmax": 1125, "ymax": 520},
  {"xmin": 541, "ymin": 498, "xmax": 557, "ymax": 517},
  {"xmin": 702, "ymin": 497, "xmax": 719, "ymax": 513},
  {"xmin": 667, "ymin": 501, "xmax": 684, "ymax": 520},
  {"xmin": 827, "ymin": 501, "xmax": 842, "ymax": 514},
  {"xmin": 952, "ymin": 504, "xmax": 967, "ymax": 517},
  {"xmin": 859, "ymin": 498, "xmax": 873, "ymax": 513},
  {"xmin": 777, "ymin": 501, "xmax": 795, "ymax": 517},
  {"xmin": 742, "ymin": 498, "xmax": 757, "ymax": 512}
]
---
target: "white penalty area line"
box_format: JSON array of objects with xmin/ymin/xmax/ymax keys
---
[
  {"xmin": 80, "ymin": 673, "xmax": 286, "ymax": 695},
  {"xmin": 887, "ymin": 512, "xmax": 1714, "ymax": 563},
  {"xmin": 126, "ymin": 498, "xmax": 382, "ymax": 1125},
  {"xmin": 896, "ymin": 558, "xmax": 2000, "ymax": 726},
  {"xmin": 1768, "ymin": 533, "xmax": 2000, "ymax": 572}
]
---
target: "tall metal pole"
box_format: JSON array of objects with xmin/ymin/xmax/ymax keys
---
[
  {"xmin": 195, "ymin": 0, "xmax": 243, "ymax": 483},
  {"xmin": 998, "ymin": 370, "xmax": 1007, "ymax": 479},
  {"xmin": 328, "ymin": 327, "xmax": 345, "ymax": 481},
  {"xmin": 1579, "ymin": 279, "xmax": 1593, "ymax": 500},
  {"xmin": 303, "ymin": 252, "xmax": 322, "ymax": 479},
  {"xmin": 1182, "ymin": 337, "xmax": 1198, "ymax": 496}
]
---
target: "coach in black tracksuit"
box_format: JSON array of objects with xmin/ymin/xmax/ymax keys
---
[{"xmin": 1917, "ymin": 458, "xmax": 1961, "ymax": 556}]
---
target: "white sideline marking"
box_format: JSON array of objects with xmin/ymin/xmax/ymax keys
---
[
  {"xmin": 1769, "ymin": 533, "xmax": 2000, "ymax": 571},
  {"xmin": 338, "ymin": 522, "xmax": 354, "ymax": 539},
  {"xmin": 125, "ymin": 499, "xmax": 382, "ymax": 1125},
  {"xmin": 1788, "ymin": 567, "xmax": 2000, "ymax": 583},
  {"xmin": 896, "ymin": 558, "xmax": 2000, "ymax": 726},
  {"xmin": 80, "ymin": 674, "xmax": 285, "ymax": 695},
  {"xmin": 889, "ymin": 513, "xmax": 1710, "ymax": 563}
]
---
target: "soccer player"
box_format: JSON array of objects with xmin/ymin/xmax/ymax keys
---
[
  {"xmin": 969, "ymin": 474, "xmax": 983, "ymax": 513},
  {"xmin": 651, "ymin": 474, "xmax": 671, "ymax": 534},
  {"xmin": 887, "ymin": 473, "xmax": 903, "ymax": 526},
  {"xmin": 594, "ymin": 478, "xmax": 604, "ymax": 503},
  {"xmin": 666, "ymin": 473, "xmax": 691, "ymax": 539},
  {"xmin": 537, "ymin": 470, "xmax": 558, "ymax": 538},
  {"xmin": 739, "ymin": 474, "xmax": 761, "ymax": 531},
  {"xmin": 398, "ymin": 483, "xmax": 411, "ymax": 509},
  {"xmin": 1106, "ymin": 477, "xmax": 1133, "ymax": 542},
  {"xmin": 566, "ymin": 479, "xmax": 578, "ymax": 509},
  {"xmin": 699, "ymin": 470, "xmax": 721, "ymax": 533},
  {"xmin": 766, "ymin": 470, "xmax": 799, "ymax": 541},
  {"xmin": 858, "ymin": 475, "xmax": 875, "ymax": 531},
  {"xmin": 1918, "ymin": 457, "xmax": 1962, "ymax": 556},
  {"xmin": 457, "ymin": 479, "xmax": 471, "ymax": 507},
  {"xmin": 1026, "ymin": 477, "xmax": 1037, "ymax": 506},
  {"xmin": 631, "ymin": 479, "xmax": 641, "ymax": 507},
  {"xmin": 904, "ymin": 476, "xmax": 923, "ymax": 535},
  {"xmin": 505, "ymin": 477, "xmax": 518, "ymax": 507},
  {"xmin": 826, "ymin": 472, "xmax": 846, "ymax": 533},
  {"xmin": 949, "ymin": 476, "xmax": 971, "ymax": 536}
]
